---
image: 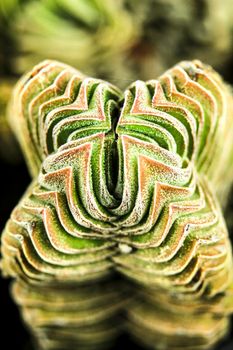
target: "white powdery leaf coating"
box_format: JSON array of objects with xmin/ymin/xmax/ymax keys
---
[{"xmin": 2, "ymin": 59, "xmax": 233, "ymax": 350}]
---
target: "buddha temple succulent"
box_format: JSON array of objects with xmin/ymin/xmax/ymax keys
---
[{"xmin": 1, "ymin": 59, "xmax": 233, "ymax": 350}]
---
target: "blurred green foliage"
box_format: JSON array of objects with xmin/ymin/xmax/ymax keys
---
[{"xmin": 1, "ymin": 0, "xmax": 233, "ymax": 84}]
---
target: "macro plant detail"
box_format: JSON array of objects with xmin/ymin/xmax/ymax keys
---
[{"xmin": 1, "ymin": 59, "xmax": 233, "ymax": 350}]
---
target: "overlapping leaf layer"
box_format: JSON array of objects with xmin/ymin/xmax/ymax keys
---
[{"xmin": 2, "ymin": 60, "xmax": 233, "ymax": 350}]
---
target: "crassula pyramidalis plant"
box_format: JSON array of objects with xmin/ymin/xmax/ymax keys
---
[{"xmin": 1, "ymin": 60, "xmax": 233, "ymax": 350}]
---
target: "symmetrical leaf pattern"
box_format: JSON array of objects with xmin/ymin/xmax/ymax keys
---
[{"xmin": 1, "ymin": 60, "xmax": 233, "ymax": 350}]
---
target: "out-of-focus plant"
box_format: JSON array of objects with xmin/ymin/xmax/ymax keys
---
[
  {"xmin": 0, "ymin": 0, "xmax": 20, "ymax": 162},
  {"xmin": 1, "ymin": 0, "xmax": 233, "ymax": 84},
  {"xmin": 125, "ymin": 0, "xmax": 233, "ymax": 80},
  {"xmin": 1, "ymin": 59, "xmax": 233, "ymax": 350},
  {"xmin": 5, "ymin": 0, "xmax": 139, "ymax": 82},
  {"xmin": 1, "ymin": 0, "xmax": 233, "ymax": 83},
  {"xmin": 0, "ymin": 80, "xmax": 21, "ymax": 162}
]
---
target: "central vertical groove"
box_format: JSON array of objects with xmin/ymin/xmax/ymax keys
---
[{"xmin": 105, "ymin": 100, "xmax": 122, "ymax": 202}]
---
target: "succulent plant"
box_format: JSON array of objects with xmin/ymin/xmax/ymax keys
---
[{"xmin": 1, "ymin": 60, "xmax": 233, "ymax": 350}]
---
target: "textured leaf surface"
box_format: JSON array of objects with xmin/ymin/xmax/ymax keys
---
[{"xmin": 2, "ymin": 60, "xmax": 233, "ymax": 350}]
